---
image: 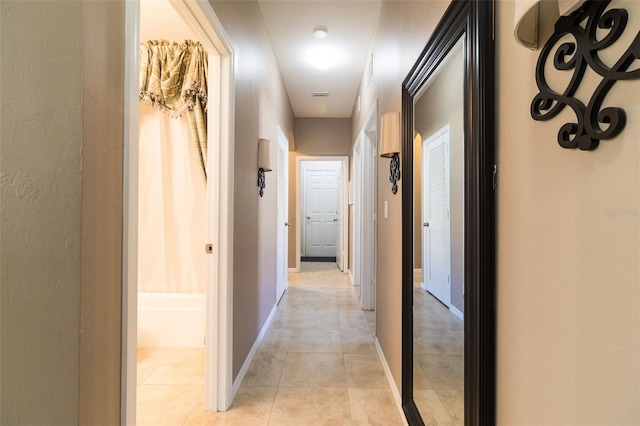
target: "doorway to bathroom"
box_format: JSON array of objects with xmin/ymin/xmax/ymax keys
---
[{"xmin": 122, "ymin": 0, "xmax": 234, "ymax": 423}]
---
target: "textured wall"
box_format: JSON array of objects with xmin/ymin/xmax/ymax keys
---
[
  {"xmin": 210, "ymin": 0, "xmax": 295, "ymax": 380},
  {"xmin": 79, "ymin": 2, "xmax": 125, "ymax": 423},
  {"xmin": 0, "ymin": 1, "xmax": 83, "ymax": 423},
  {"xmin": 496, "ymin": 0, "xmax": 639, "ymax": 423}
]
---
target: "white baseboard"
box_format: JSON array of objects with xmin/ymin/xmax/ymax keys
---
[
  {"xmin": 420, "ymin": 281, "xmax": 427, "ymax": 291},
  {"xmin": 231, "ymin": 303, "xmax": 277, "ymax": 399},
  {"xmin": 349, "ymin": 269, "xmax": 354, "ymax": 285},
  {"xmin": 374, "ymin": 338, "xmax": 408, "ymax": 426},
  {"xmin": 288, "ymin": 267, "xmax": 297, "ymax": 273},
  {"xmin": 449, "ymin": 304, "xmax": 464, "ymax": 321}
]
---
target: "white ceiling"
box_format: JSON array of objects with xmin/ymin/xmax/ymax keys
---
[
  {"xmin": 141, "ymin": 0, "xmax": 382, "ymax": 119},
  {"xmin": 257, "ymin": 1, "xmax": 382, "ymax": 118}
]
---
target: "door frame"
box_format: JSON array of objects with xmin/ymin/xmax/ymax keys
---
[
  {"xmin": 295, "ymin": 156, "xmax": 349, "ymax": 272},
  {"xmin": 354, "ymin": 100, "xmax": 377, "ymax": 310},
  {"xmin": 352, "ymin": 140, "xmax": 362, "ymax": 286},
  {"xmin": 121, "ymin": 0, "xmax": 235, "ymax": 422},
  {"xmin": 275, "ymin": 126, "xmax": 289, "ymax": 302}
]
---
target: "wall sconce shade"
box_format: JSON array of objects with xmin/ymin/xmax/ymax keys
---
[
  {"xmin": 258, "ymin": 138, "xmax": 272, "ymax": 171},
  {"xmin": 514, "ymin": 0, "xmax": 587, "ymax": 49},
  {"xmin": 380, "ymin": 111, "xmax": 401, "ymax": 157},
  {"xmin": 380, "ymin": 111, "xmax": 401, "ymax": 194},
  {"xmin": 258, "ymin": 138, "xmax": 272, "ymax": 197}
]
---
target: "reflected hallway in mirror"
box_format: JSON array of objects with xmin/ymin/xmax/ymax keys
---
[
  {"xmin": 413, "ymin": 273, "xmax": 464, "ymax": 424},
  {"xmin": 412, "ymin": 35, "xmax": 465, "ymax": 424},
  {"xmin": 401, "ymin": 0, "xmax": 496, "ymax": 425}
]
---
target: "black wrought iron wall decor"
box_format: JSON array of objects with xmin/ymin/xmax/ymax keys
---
[
  {"xmin": 531, "ymin": 0, "xmax": 640, "ymax": 150},
  {"xmin": 257, "ymin": 168, "xmax": 266, "ymax": 197},
  {"xmin": 389, "ymin": 153, "xmax": 401, "ymax": 194}
]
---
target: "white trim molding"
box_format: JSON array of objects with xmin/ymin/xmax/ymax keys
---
[
  {"xmin": 450, "ymin": 304, "xmax": 464, "ymax": 321},
  {"xmin": 231, "ymin": 305, "xmax": 277, "ymax": 398},
  {"xmin": 375, "ymin": 338, "xmax": 408, "ymax": 426}
]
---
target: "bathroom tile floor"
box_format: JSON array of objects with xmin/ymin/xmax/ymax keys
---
[{"xmin": 137, "ymin": 262, "xmax": 404, "ymax": 425}]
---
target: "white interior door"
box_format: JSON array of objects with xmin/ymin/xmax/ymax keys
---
[
  {"xmin": 335, "ymin": 165, "xmax": 345, "ymax": 271},
  {"xmin": 353, "ymin": 139, "xmax": 362, "ymax": 286},
  {"xmin": 422, "ymin": 125, "xmax": 451, "ymax": 307},
  {"xmin": 304, "ymin": 168, "xmax": 338, "ymax": 257},
  {"xmin": 360, "ymin": 127, "xmax": 376, "ymax": 310},
  {"xmin": 276, "ymin": 128, "xmax": 289, "ymax": 302}
]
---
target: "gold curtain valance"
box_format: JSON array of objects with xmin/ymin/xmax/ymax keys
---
[{"xmin": 139, "ymin": 40, "xmax": 209, "ymax": 179}]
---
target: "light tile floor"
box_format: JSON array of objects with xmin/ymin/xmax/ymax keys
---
[
  {"xmin": 413, "ymin": 277, "xmax": 464, "ymax": 425},
  {"xmin": 137, "ymin": 262, "xmax": 403, "ymax": 425}
]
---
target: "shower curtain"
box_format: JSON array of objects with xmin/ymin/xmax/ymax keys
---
[
  {"xmin": 138, "ymin": 40, "xmax": 208, "ymax": 294},
  {"xmin": 138, "ymin": 103, "xmax": 207, "ymax": 294}
]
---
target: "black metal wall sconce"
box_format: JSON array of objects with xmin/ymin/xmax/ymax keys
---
[
  {"xmin": 257, "ymin": 138, "xmax": 272, "ymax": 197},
  {"xmin": 516, "ymin": 0, "xmax": 640, "ymax": 150},
  {"xmin": 380, "ymin": 111, "xmax": 401, "ymax": 194}
]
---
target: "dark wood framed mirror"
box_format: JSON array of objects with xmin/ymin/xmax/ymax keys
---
[{"xmin": 401, "ymin": 1, "xmax": 495, "ymax": 424}]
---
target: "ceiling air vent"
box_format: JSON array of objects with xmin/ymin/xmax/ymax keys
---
[{"xmin": 311, "ymin": 92, "xmax": 329, "ymax": 97}]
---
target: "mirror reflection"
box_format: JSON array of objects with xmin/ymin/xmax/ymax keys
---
[{"xmin": 412, "ymin": 36, "xmax": 465, "ymax": 424}]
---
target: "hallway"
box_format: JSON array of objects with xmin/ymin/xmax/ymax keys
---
[{"xmin": 136, "ymin": 262, "xmax": 404, "ymax": 425}]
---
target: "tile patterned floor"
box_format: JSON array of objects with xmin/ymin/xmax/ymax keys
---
[
  {"xmin": 413, "ymin": 277, "xmax": 464, "ymax": 425},
  {"xmin": 136, "ymin": 262, "xmax": 403, "ymax": 425}
]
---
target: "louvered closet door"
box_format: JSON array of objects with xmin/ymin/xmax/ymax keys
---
[{"xmin": 422, "ymin": 126, "xmax": 451, "ymax": 307}]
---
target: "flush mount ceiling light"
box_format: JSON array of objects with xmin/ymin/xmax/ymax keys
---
[
  {"xmin": 313, "ymin": 26, "xmax": 328, "ymax": 39},
  {"xmin": 307, "ymin": 46, "xmax": 345, "ymax": 70}
]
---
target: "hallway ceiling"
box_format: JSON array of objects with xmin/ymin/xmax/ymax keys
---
[{"xmin": 257, "ymin": 1, "xmax": 382, "ymax": 118}]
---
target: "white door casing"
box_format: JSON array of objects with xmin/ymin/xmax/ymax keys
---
[
  {"xmin": 295, "ymin": 157, "xmax": 348, "ymax": 272},
  {"xmin": 352, "ymin": 138, "xmax": 362, "ymax": 286},
  {"xmin": 422, "ymin": 125, "xmax": 451, "ymax": 307},
  {"xmin": 303, "ymin": 165, "xmax": 339, "ymax": 258},
  {"xmin": 123, "ymin": 0, "xmax": 235, "ymax": 422},
  {"xmin": 335, "ymin": 165, "xmax": 345, "ymax": 271},
  {"xmin": 354, "ymin": 101, "xmax": 377, "ymax": 311},
  {"xmin": 276, "ymin": 127, "xmax": 289, "ymax": 302}
]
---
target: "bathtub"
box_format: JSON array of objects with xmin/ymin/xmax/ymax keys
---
[{"xmin": 137, "ymin": 292, "xmax": 206, "ymax": 347}]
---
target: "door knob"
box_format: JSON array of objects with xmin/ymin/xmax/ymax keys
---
[
  {"xmin": 333, "ymin": 219, "xmax": 338, "ymax": 222},
  {"xmin": 306, "ymin": 216, "xmax": 310, "ymax": 220},
  {"xmin": 285, "ymin": 222, "xmax": 291, "ymax": 226},
  {"xmin": 423, "ymin": 222, "xmax": 429, "ymax": 227}
]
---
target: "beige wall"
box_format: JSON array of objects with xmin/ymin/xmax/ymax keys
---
[
  {"xmin": 1, "ymin": 1, "xmax": 123, "ymax": 423},
  {"xmin": 79, "ymin": 2, "xmax": 125, "ymax": 423},
  {"xmin": 1, "ymin": 2, "xmax": 83, "ymax": 423},
  {"xmin": 288, "ymin": 118, "xmax": 352, "ymax": 268},
  {"xmin": 350, "ymin": 0, "xmax": 451, "ymax": 391},
  {"xmin": 414, "ymin": 45, "xmax": 464, "ymax": 312},
  {"xmin": 496, "ymin": 0, "xmax": 639, "ymax": 423},
  {"xmin": 210, "ymin": 0, "xmax": 295, "ymax": 379}
]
